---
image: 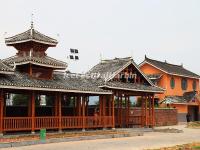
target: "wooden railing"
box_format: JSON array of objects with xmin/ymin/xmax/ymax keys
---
[
  {"xmin": 2, "ymin": 116, "xmax": 113, "ymax": 132},
  {"xmin": 35, "ymin": 117, "xmax": 59, "ymax": 129},
  {"xmin": 3, "ymin": 117, "xmax": 32, "ymax": 131},
  {"xmin": 85, "ymin": 116, "xmax": 103, "ymax": 128},
  {"xmin": 62, "ymin": 116, "xmax": 83, "ymax": 129}
]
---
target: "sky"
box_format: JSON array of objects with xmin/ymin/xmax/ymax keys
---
[{"xmin": 0, "ymin": 0, "xmax": 200, "ymax": 75}]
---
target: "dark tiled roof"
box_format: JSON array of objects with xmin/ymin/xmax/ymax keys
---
[
  {"xmin": 0, "ymin": 72, "xmax": 111, "ymax": 94},
  {"xmin": 0, "ymin": 60, "xmax": 13, "ymax": 74},
  {"xmin": 144, "ymin": 56, "xmax": 200, "ymax": 79},
  {"xmin": 5, "ymin": 28, "xmax": 58, "ymax": 46},
  {"xmin": 2, "ymin": 55, "xmax": 67, "ymax": 69},
  {"xmin": 162, "ymin": 91, "xmax": 200, "ymax": 104},
  {"xmin": 99, "ymin": 81, "xmax": 164, "ymax": 93},
  {"xmin": 88, "ymin": 57, "xmax": 155, "ymax": 87},
  {"xmin": 88, "ymin": 57, "xmax": 132, "ymax": 77}
]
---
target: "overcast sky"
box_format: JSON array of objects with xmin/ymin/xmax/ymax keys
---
[{"xmin": 0, "ymin": 0, "xmax": 200, "ymax": 75}]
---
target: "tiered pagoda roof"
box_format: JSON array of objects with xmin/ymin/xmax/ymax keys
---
[
  {"xmin": 5, "ymin": 28, "xmax": 58, "ymax": 46},
  {"xmin": 3, "ymin": 55, "xmax": 67, "ymax": 69},
  {"xmin": 3, "ymin": 24, "xmax": 67, "ymax": 70}
]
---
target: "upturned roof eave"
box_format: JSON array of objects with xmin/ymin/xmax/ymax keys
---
[
  {"xmin": 99, "ymin": 85, "xmax": 164, "ymax": 94},
  {"xmin": 0, "ymin": 85, "xmax": 112, "ymax": 95},
  {"xmin": 0, "ymin": 71, "xmax": 14, "ymax": 74},
  {"xmin": 13, "ymin": 61, "xmax": 67, "ymax": 69},
  {"xmin": 5, "ymin": 39, "xmax": 57, "ymax": 47}
]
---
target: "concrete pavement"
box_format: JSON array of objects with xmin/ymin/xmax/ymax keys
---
[{"xmin": 1, "ymin": 125, "xmax": 200, "ymax": 150}]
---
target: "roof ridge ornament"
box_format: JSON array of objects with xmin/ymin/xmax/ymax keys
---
[{"xmin": 30, "ymin": 13, "xmax": 34, "ymax": 37}]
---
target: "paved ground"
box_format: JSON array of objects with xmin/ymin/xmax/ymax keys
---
[{"xmin": 1, "ymin": 125, "xmax": 200, "ymax": 150}]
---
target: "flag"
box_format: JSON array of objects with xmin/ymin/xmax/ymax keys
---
[{"xmin": 69, "ymin": 48, "xmax": 79, "ymax": 61}]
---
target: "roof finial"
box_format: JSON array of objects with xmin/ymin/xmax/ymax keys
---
[
  {"xmin": 145, "ymin": 54, "xmax": 147, "ymax": 59},
  {"xmin": 181, "ymin": 63, "xmax": 183, "ymax": 67},
  {"xmin": 31, "ymin": 13, "xmax": 34, "ymax": 29},
  {"xmin": 100, "ymin": 52, "xmax": 102, "ymax": 62}
]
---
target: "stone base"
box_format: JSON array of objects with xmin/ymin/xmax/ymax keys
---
[
  {"xmin": 0, "ymin": 133, "xmax": 3, "ymax": 137},
  {"xmin": 58, "ymin": 129, "xmax": 63, "ymax": 133},
  {"xmin": 31, "ymin": 131, "xmax": 35, "ymax": 134},
  {"xmin": 112, "ymin": 128, "xmax": 116, "ymax": 130},
  {"xmin": 82, "ymin": 129, "xmax": 86, "ymax": 132}
]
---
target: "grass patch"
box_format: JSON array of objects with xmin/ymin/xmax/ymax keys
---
[
  {"xmin": 187, "ymin": 122, "xmax": 200, "ymax": 129},
  {"xmin": 146, "ymin": 142, "xmax": 200, "ymax": 150}
]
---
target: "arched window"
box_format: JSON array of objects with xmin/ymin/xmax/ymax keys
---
[
  {"xmin": 170, "ymin": 77, "xmax": 175, "ymax": 89},
  {"xmin": 193, "ymin": 80, "xmax": 197, "ymax": 91},
  {"xmin": 181, "ymin": 78, "xmax": 188, "ymax": 90}
]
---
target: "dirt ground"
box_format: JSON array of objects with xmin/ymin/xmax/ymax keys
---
[{"xmin": 1, "ymin": 125, "xmax": 200, "ymax": 150}]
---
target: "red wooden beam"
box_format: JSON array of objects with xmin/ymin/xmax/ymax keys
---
[
  {"xmin": 152, "ymin": 95, "xmax": 155, "ymax": 127},
  {"xmin": 127, "ymin": 96, "xmax": 130, "ymax": 128},
  {"xmin": 141, "ymin": 96, "xmax": 144, "ymax": 127},
  {"xmin": 58, "ymin": 92, "xmax": 62, "ymax": 131},
  {"xmin": 82, "ymin": 96, "xmax": 86, "ymax": 131},
  {"xmin": 31, "ymin": 91, "xmax": 35, "ymax": 134},
  {"xmin": 148, "ymin": 95, "xmax": 152, "ymax": 127},
  {"xmin": 112, "ymin": 95, "xmax": 115, "ymax": 129},
  {"xmin": 145, "ymin": 95, "xmax": 147, "ymax": 126},
  {"xmin": 0, "ymin": 89, "xmax": 4, "ymax": 134}
]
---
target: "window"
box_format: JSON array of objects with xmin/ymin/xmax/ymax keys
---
[
  {"xmin": 170, "ymin": 77, "xmax": 175, "ymax": 89},
  {"xmin": 181, "ymin": 78, "xmax": 188, "ymax": 90},
  {"xmin": 193, "ymin": 80, "xmax": 197, "ymax": 91}
]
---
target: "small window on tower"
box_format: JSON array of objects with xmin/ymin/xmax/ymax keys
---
[
  {"xmin": 181, "ymin": 78, "xmax": 187, "ymax": 91},
  {"xmin": 193, "ymin": 80, "xmax": 197, "ymax": 91},
  {"xmin": 170, "ymin": 77, "xmax": 175, "ymax": 89}
]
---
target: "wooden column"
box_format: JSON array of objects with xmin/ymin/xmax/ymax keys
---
[
  {"xmin": 28, "ymin": 92, "xmax": 32, "ymax": 117},
  {"xmin": 78, "ymin": 96, "xmax": 81, "ymax": 116},
  {"xmin": 145, "ymin": 95, "xmax": 148, "ymax": 126},
  {"xmin": 31, "ymin": 91, "xmax": 35, "ymax": 134},
  {"xmin": 58, "ymin": 92, "xmax": 62, "ymax": 132},
  {"xmin": 54, "ymin": 93, "xmax": 58, "ymax": 116},
  {"xmin": 73, "ymin": 96, "xmax": 76, "ymax": 116},
  {"xmin": 117, "ymin": 95, "xmax": 120, "ymax": 127},
  {"xmin": 148, "ymin": 95, "xmax": 152, "ymax": 127},
  {"xmin": 82, "ymin": 96, "xmax": 86, "ymax": 131},
  {"xmin": 118, "ymin": 95, "xmax": 121, "ymax": 127},
  {"xmin": 99, "ymin": 96, "xmax": 102, "ymax": 117},
  {"xmin": 102, "ymin": 95, "xmax": 106, "ymax": 128},
  {"xmin": 86, "ymin": 96, "xmax": 89, "ymax": 116},
  {"xmin": 108, "ymin": 95, "xmax": 111, "ymax": 116},
  {"xmin": 141, "ymin": 96, "xmax": 144, "ymax": 127},
  {"xmin": 0, "ymin": 89, "xmax": 4, "ymax": 135},
  {"xmin": 75, "ymin": 96, "xmax": 78, "ymax": 116},
  {"xmin": 152, "ymin": 95, "xmax": 155, "ymax": 127},
  {"xmin": 125, "ymin": 96, "xmax": 128, "ymax": 127},
  {"xmin": 103, "ymin": 95, "xmax": 106, "ymax": 116},
  {"xmin": 112, "ymin": 95, "xmax": 115, "ymax": 129},
  {"xmin": 120, "ymin": 95, "xmax": 122, "ymax": 127},
  {"xmin": 127, "ymin": 96, "xmax": 130, "ymax": 128},
  {"xmin": 29, "ymin": 64, "xmax": 32, "ymax": 76}
]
